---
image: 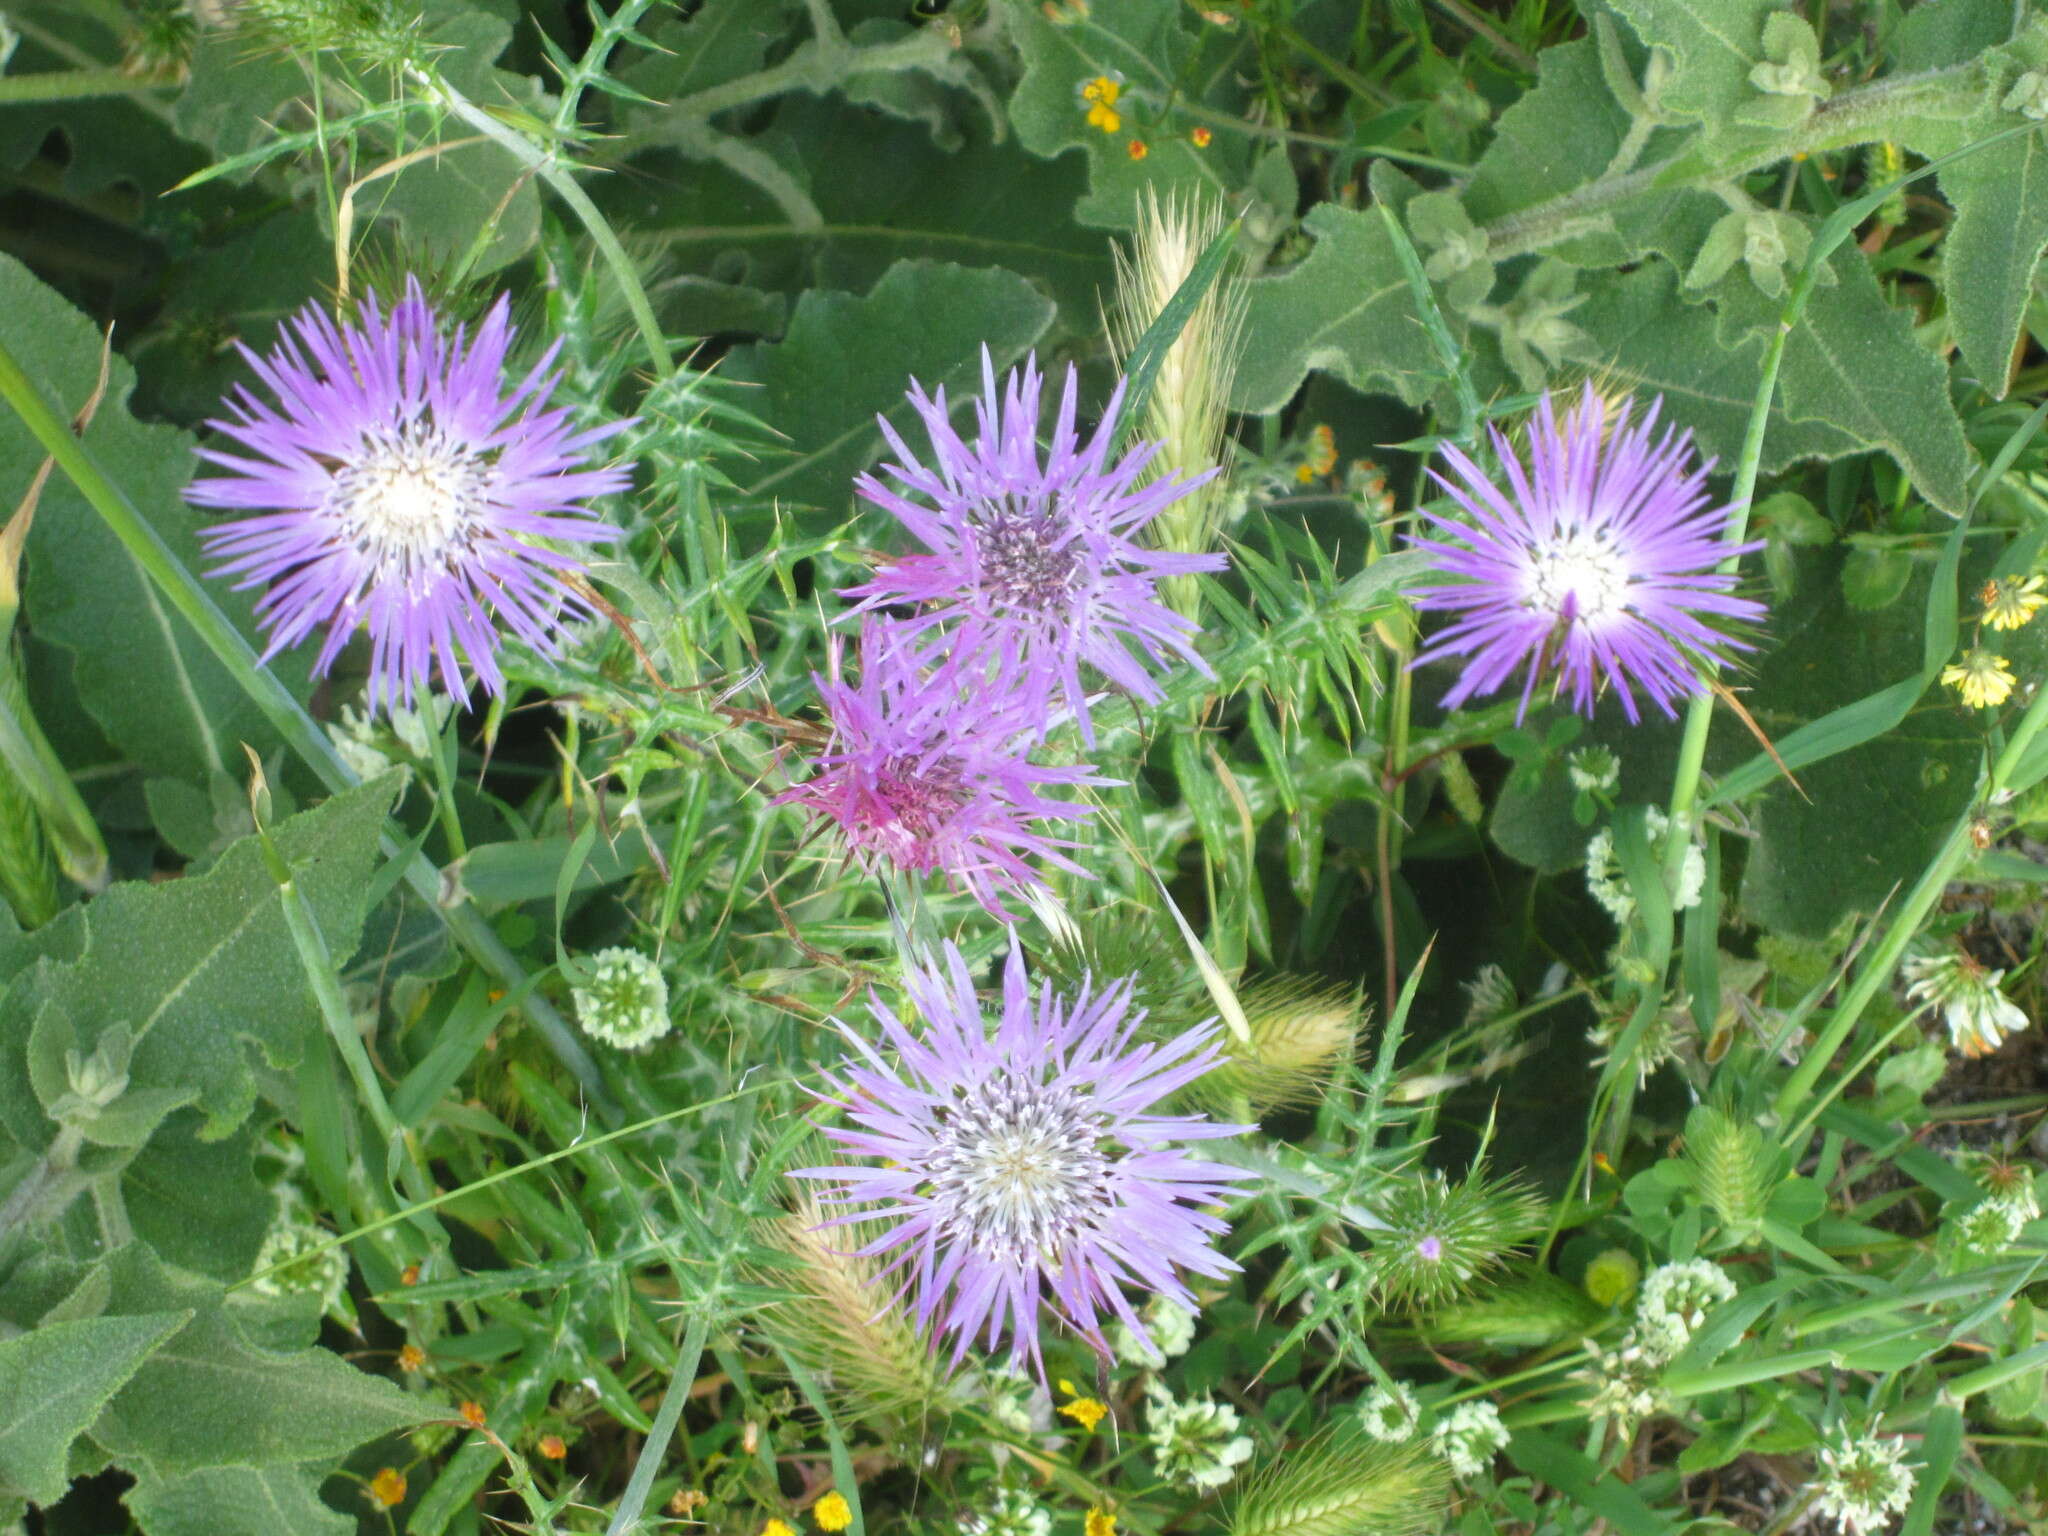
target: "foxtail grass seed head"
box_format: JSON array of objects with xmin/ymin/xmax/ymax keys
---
[
  {"xmin": 1430, "ymin": 1401, "xmax": 1509, "ymax": 1480},
  {"xmin": 1634, "ymin": 1259, "xmax": 1735, "ymax": 1362},
  {"xmin": 1109, "ymin": 189, "xmax": 1250, "ymax": 619},
  {"xmin": 844, "ymin": 349, "xmax": 1225, "ymax": 742},
  {"xmin": 765, "ymin": 1197, "xmax": 958, "ymax": 1423},
  {"xmin": 569, "ymin": 947, "xmax": 671, "ymax": 1051},
  {"xmin": 775, "ymin": 623, "xmax": 1107, "ymax": 920},
  {"xmin": 1144, "ymin": 1385, "xmax": 1256, "ymax": 1490},
  {"xmin": 794, "ymin": 944, "xmax": 1250, "ymax": 1374},
  {"xmin": 1201, "ymin": 975, "xmax": 1361, "ymax": 1112},
  {"xmin": 1813, "ymin": 1432, "xmax": 1916, "ymax": 1535},
  {"xmin": 1902, "ymin": 950, "xmax": 2030, "ymax": 1057},
  {"xmin": 187, "ymin": 279, "xmax": 632, "ymax": 715},
  {"xmin": 964, "ymin": 1487, "xmax": 1054, "ymax": 1536},
  {"xmin": 1111, "ymin": 1297, "xmax": 1196, "ymax": 1368},
  {"xmin": 1409, "ymin": 384, "xmax": 1763, "ymax": 721},
  {"xmin": 1358, "ymin": 1381, "xmax": 1422, "ymax": 1443},
  {"xmin": 1228, "ymin": 1432, "xmax": 1448, "ymax": 1536},
  {"xmin": 1682, "ymin": 1104, "xmax": 1775, "ymax": 1242}
]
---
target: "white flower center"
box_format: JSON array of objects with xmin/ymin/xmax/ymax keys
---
[
  {"xmin": 973, "ymin": 497, "xmax": 1084, "ymax": 611},
  {"xmin": 331, "ymin": 427, "xmax": 489, "ymax": 580},
  {"xmin": 1526, "ymin": 529, "xmax": 1631, "ymax": 623},
  {"xmin": 928, "ymin": 1074, "xmax": 1112, "ymax": 1267}
]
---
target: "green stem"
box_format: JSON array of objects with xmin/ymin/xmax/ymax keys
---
[
  {"xmin": 411, "ymin": 67, "xmax": 673, "ymax": 380},
  {"xmin": 1771, "ymin": 682, "xmax": 2048, "ymax": 1121},
  {"xmin": 0, "ymin": 67, "xmax": 174, "ymax": 104},
  {"xmin": 603, "ymin": 1316, "xmax": 710, "ymax": 1536},
  {"xmin": 0, "ymin": 334, "xmax": 616, "ymax": 1116}
]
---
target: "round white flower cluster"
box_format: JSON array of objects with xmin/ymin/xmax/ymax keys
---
[
  {"xmin": 1144, "ymin": 1385, "xmax": 1255, "ymax": 1490},
  {"xmin": 1814, "ymin": 1432, "xmax": 1916, "ymax": 1534},
  {"xmin": 1584, "ymin": 808, "xmax": 1705, "ymax": 926},
  {"xmin": 1635, "ymin": 1258, "xmax": 1735, "ymax": 1360},
  {"xmin": 1111, "ymin": 1298, "xmax": 1196, "ymax": 1369},
  {"xmin": 962, "ymin": 1486, "xmax": 1052, "ymax": 1536},
  {"xmin": 571, "ymin": 947, "xmax": 672, "ymax": 1050},
  {"xmin": 1431, "ymin": 1400, "xmax": 1509, "ymax": 1479},
  {"xmin": 1358, "ymin": 1380, "xmax": 1422, "ymax": 1443}
]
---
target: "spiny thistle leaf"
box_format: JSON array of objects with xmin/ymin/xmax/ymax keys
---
[{"xmin": 1228, "ymin": 1429, "xmax": 1449, "ymax": 1536}]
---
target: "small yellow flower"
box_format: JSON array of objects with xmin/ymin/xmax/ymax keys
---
[
  {"xmin": 367, "ymin": 1468, "xmax": 408, "ymax": 1510},
  {"xmin": 761, "ymin": 1521, "xmax": 797, "ymax": 1536},
  {"xmin": 1190, "ymin": 125, "xmax": 1212, "ymax": 147},
  {"xmin": 1087, "ymin": 1508, "xmax": 1118, "ymax": 1536},
  {"xmin": 1056, "ymin": 1379, "xmax": 1110, "ymax": 1432},
  {"xmin": 1983, "ymin": 573, "xmax": 2048, "ymax": 631},
  {"xmin": 814, "ymin": 1492, "xmax": 853, "ymax": 1532},
  {"xmin": 537, "ymin": 1434, "xmax": 567, "ymax": 1460},
  {"xmin": 1306, "ymin": 423, "xmax": 1338, "ymax": 475},
  {"xmin": 1081, "ymin": 74, "xmax": 1123, "ymax": 133},
  {"xmin": 396, "ymin": 1343, "xmax": 425, "ymax": 1372},
  {"xmin": 1943, "ymin": 647, "xmax": 2018, "ymax": 709},
  {"xmin": 459, "ymin": 1400, "xmax": 487, "ymax": 1428},
  {"xmin": 1127, "ymin": 138, "xmax": 1149, "ymax": 161}
]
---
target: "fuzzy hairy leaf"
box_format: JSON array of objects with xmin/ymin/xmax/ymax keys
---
[
  {"xmin": 126, "ymin": 1463, "xmax": 353, "ymax": 1536},
  {"xmin": 0, "ymin": 1310, "xmax": 187, "ymax": 1505},
  {"xmin": 724, "ymin": 258, "xmax": 1054, "ymax": 520},
  {"xmin": 0, "ymin": 255, "xmax": 311, "ymax": 796}
]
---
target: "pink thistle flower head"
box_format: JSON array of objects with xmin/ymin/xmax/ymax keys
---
[
  {"xmin": 844, "ymin": 348, "xmax": 1226, "ymax": 740},
  {"xmin": 794, "ymin": 943, "xmax": 1250, "ymax": 1374},
  {"xmin": 186, "ymin": 277, "xmax": 632, "ymax": 714},
  {"xmin": 773, "ymin": 624, "xmax": 1107, "ymax": 919},
  {"xmin": 1408, "ymin": 384, "xmax": 1764, "ymax": 722}
]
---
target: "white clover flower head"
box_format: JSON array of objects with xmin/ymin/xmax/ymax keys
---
[
  {"xmin": 1431, "ymin": 1399, "xmax": 1509, "ymax": 1480},
  {"xmin": 1953, "ymin": 1196, "xmax": 2028, "ymax": 1256},
  {"xmin": 1583, "ymin": 1331, "xmax": 1662, "ymax": 1427},
  {"xmin": 1902, "ymin": 950, "xmax": 2030, "ymax": 1058},
  {"xmin": 1635, "ymin": 1259, "xmax": 1735, "ymax": 1361},
  {"xmin": 1111, "ymin": 1297, "xmax": 1197, "ymax": 1369},
  {"xmin": 1144, "ymin": 1384, "xmax": 1255, "ymax": 1490},
  {"xmin": 1585, "ymin": 808, "xmax": 1705, "ymax": 926},
  {"xmin": 1956, "ymin": 1151, "xmax": 2041, "ymax": 1223},
  {"xmin": 327, "ymin": 703, "xmax": 393, "ymax": 780},
  {"xmin": 1358, "ymin": 1380, "xmax": 1423, "ymax": 1443},
  {"xmin": 1566, "ymin": 745, "xmax": 1619, "ymax": 795},
  {"xmin": 1814, "ymin": 1432, "xmax": 1915, "ymax": 1534},
  {"xmin": 570, "ymin": 947, "xmax": 672, "ymax": 1050},
  {"xmin": 962, "ymin": 1486, "xmax": 1054, "ymax": 1536},
  {"xmin": 250, "ymin": 1214, "xmax": 349, "ymax": 1313}
]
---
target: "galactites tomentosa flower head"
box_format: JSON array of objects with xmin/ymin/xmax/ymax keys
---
[
  {"xmin": 844, "ymin": 349, "xmax": 1226, "ymax": 742},
  {"xmin": 187, "ymin": 279, "xmax": 632, "ymax": 715},
  {"xmin": 1409, "ymin": 384, "xmax": 1764, "ymax": 722},
  {"xmin": 792, "ymin": 944, "xmax": 1250, "ymax": 1374},
  {"xmin": 774, "ymin": 624, "xmax": 1109, "ymax": 920}
]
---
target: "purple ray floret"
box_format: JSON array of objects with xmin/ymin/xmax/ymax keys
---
[
  {"xmin": 794, "ymin": 943, "xmax": 1249, "ymax": 1373},
  {"xmin": 1408, "ymin": 384, "xmax": 1764, "ymax": 722},
  {"xmin": 186, "ymin": 277, "xmax": 632, "ymax": 714},
  {"xmin": 773, "ymin": 623, "xmax": 1108, "ymax": 919},
  {"xmin": 844, "ymin": 348, "xmax": 1225, "ymax": 740}
]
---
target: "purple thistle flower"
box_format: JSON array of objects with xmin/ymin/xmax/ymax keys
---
[
  {"xmin": 186, "ymin": 278, "xmax": 632, "ymax": 714},
  {"xmin": 844, "ymin": 349, "xmax": 1225, "ymax": 740},
  {"xmin": 1408, "ymin": 384, "xmax": 1764, "ymax": 722},
  {"xmin": 794, "ymin": 943, "xmax": 1250, "ymax": 1373},
  {"xmin": 773, "ymin": 623, "xmax": 1108, "ymax": 919}
]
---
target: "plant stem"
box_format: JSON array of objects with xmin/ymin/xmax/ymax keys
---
[
  {"xmin": 0, "ymin": 334, "xmax": 617, "ymax": 1117},
  {"xmin": 602, "ymin": 1314, "xmax": 711, "ymax": 1536},
  {"xmin": 0, "ymin": 67, "xmax": 174, "ymax": 104}
]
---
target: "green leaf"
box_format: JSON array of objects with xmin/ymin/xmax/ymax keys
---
[
  {"xmin": 724, "ymin": 259, "xmax": 1054, "ymax": 519},
  {"xmin": 0, "ymin": 774, "xmax": 402, "ymax": 1150},
  {"xmin": 1607, "ymin": 0, "xmax": 1782, "ymax": 130},
  {"xmin": 82, "ymin": 1246, "xmax": 429, "ymax": 1476},
  {"xmin": 1231, "ymin": 203, "xmax": 1447, "ymax": 414},
  {"xmin": 1842, "ymin": 545, "xmax": 1914, "ymax": 610},
  {"xmin": 1005, "ymin": 0, "xmax": 1258, "ymax": 230},
  {"xmin": 0, "ymin": 254, "xmax": 312, "ymax": 797},
  {"xmin": 127, "ymin": 1463, "xmax": 352, "ymax": 1536},
  {"xmin": 121, "ymin": 1118, "xmax": 270, "ymax": 1284},
  {"xmin": 0, "ymin": 1310, "xmax": 186, "ymax": 1504}
]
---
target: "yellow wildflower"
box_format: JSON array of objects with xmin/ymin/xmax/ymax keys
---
[
  {"xmin": 1127, "ymin": 138, "xmax": 1150, "ymax": 160},
  {"xmin": 1190, "ymin": 125, "xmax": 1212, "ymax": 147},
  {"xmin": 1056, "ymin": 1379, "xmax": 1110, "ymax": 1432},
  {"xmin": 1081, "ymin": 74, "xmax": 1123, "ymax": 133},
  {"xmin": 537, "ymin": 1434, "xmax": 567, "ymax": 1460},
  {"xmin": 396, "ymin": 1343, "xmax": 425, "ymax": 1372},
  {"xmin": 367, "ymin": 1468, "xmax": 408, "ymax": 1510},
  {"xmin": 761, "ymin": 1521, "xmax": 797, "ymax": 1536},
  {"xmin": 814, "ymin": 1492, "xmax": 853, "ymax": 1532},
  {"xmin": 1087, "ymin": 1508, "xmax": 1118, "ymax": 1536},
  {"xmin": 1943, "ymin": 648, "xmax": 2018, "ymax": 709},
  {"xmin": 1983, "ymin": 573, "xmax": 2048, "ymax": 631},
  {"xmin": 459, "ymin": 1400, "xmax": 487, "ymax": 1428}
]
